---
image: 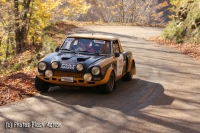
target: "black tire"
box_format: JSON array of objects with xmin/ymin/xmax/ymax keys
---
[
  {"xmin": 122, "ymin": 61, "xmax": 134, "ymax": 81},
  {"xmin": 35, "ymin": 76, "xmax": 50, "ymax": 92},
  {"xmin": 101, "ymin": 71, "xmax": 115, "ymax": 94}
]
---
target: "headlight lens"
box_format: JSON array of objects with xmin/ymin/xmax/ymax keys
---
[
  {"xmin": 91, "ymin": 67, "xmax": 100, "ymax": 75},
  {"xmin": 76, "ymin": 64, "xmax": 84, "ymax": 71},
  {"xmin": 45, "ymin": 70, "xmax": 53, "ymax": 78},
  {"xmin": 51, "ymin": 61, "xmax": 59, "ymax": 69},
  {"xmin": 38, "ymin": 62, "xmax": 47, "ymax": 71},
  {"xmin": 83, "ymin": 73, "xmax": 92, "ymax": 82}
]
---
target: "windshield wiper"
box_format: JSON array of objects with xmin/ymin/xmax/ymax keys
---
[
  {"xmin": 76, "ymin": 50, "xmax": 93, "ymax": 53},
  {"xmin": 60, "ymin": 49, "xmax": 75, "ymax": 52},
  {"xmin": 75, "ymin": 51, "xmax": 103, "ymax": 55}
]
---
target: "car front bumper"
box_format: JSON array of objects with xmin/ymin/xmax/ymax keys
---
[{"xmin": 36, "ymin": 68, "xmax": 114, "ymax": 87}]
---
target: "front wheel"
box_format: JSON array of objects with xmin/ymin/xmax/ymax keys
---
[
  {"xmin": 35, "ymin": 76, "xmax": 50, "ymax": 92},
  {"xmin": 100, "ymin": 71, "xmax": 115, "ymax": 94}
]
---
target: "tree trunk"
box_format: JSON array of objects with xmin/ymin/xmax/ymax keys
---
[
  {"xmin": 0, "ymin": 37, "xmax": 2, "ymax": 47},
  {"xmin": 121, "ymin": 0, "xmax": 124, "ymax": 23},
  {"xmin": 14, "ymin": 0, "xmax": 31, "ymax": 54},
  {"xmin": 6, "ymin": 27, "xmax": 11, "ymax": 60},
  {"xmin": 14, "ymin": 0, "xmax": 20, "ymax": 54}
]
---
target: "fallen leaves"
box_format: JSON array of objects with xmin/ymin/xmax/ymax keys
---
[
  {"xmin": 149, "ymin": 36, "xmax": 200, "ymax": 61},
  {"xmin": 0, "ymin": 70, "xmax": 38, "ymax": 106}
]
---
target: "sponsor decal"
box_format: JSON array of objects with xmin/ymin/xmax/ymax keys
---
[
  {"xmin": 61, "ymin": 64, "xmax": 75, "ymax": 69},
  {"xmin": 93, "ymin": 40, "xmax": 105, "ymax": 44},
  {"xmin": 123, "ymin": 60, "xmax": 126, "ymax": 65},
  {"xmin": 116, "ymin": 55, "xmax": 123, "ymax": 76}
]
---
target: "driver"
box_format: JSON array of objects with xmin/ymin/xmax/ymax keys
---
[
  {"xmin": 77, "ymin": 41, "xmax": 94, "ymax": 52},
  {"xmin": 99, "ymin": 43, "xmax": 109, "ymax": 54},
  {"xmin": 77, "ymin": 42, "xmax": 87, "ymax": 51}
]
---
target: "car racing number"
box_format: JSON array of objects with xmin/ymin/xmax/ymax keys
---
[{"xmin": 116, "ymin": 55, "xmax": 124, "ymax": 76}]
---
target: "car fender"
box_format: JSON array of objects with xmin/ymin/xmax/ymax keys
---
[
  {"xmin": 101, "ymin": 67, "xmax": 115, "ymax": 83},
  {"xmin": 127, "ymin": 57, "xmax": 136, "ymax": 75}
]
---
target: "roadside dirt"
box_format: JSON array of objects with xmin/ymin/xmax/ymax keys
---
[{"xmin": 149, "ymin": 36, "xmax": 200, "ymax": 61}]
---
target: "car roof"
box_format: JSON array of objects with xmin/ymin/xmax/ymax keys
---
[{"xmin": 67, "ymin": 34, "xmax": 118, "ymax": 41}]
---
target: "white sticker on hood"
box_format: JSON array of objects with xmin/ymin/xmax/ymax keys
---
[{"xmin": 61, "ymin": 64, "xmax": 75, "ymax": 70}]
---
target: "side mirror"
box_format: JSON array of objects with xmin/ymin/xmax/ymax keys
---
[
  {"xmin": 55, "ymin": 47, "xmax": 59, "ymax": 52},
  {"xmin": 114, "ymin": 53, "xmax": 120, "ymax": 57}
]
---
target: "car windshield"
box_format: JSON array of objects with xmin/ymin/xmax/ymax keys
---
[{"xmin": 60, "ymin": 38, "xmax": 111, "ymax": 54}]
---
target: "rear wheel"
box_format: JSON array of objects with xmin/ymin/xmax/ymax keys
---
[
  {"xmin": 35, "ymin": 76, "xmax": 50, "ymax": 92},
  {"xmin": 101, "ymin": 71, "xmax": 115, "ymax": 94},
  {"xmin": 122, "ymin": 61, "xmax": 134, "ymax": 81}
]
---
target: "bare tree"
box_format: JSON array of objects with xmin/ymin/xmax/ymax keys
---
[{"xmin": 80, "ymin": 0, "xmax": 169, "ymax": 25}]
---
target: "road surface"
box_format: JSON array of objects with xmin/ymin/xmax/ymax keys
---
[{"xmin": 0, "ymin": 26, "xmax": 200, "ymax": 133}]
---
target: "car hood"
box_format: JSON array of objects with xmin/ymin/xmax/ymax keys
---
[{"xmin": 42, "ymin": 52, "xmax": 110, "ymax": 71}]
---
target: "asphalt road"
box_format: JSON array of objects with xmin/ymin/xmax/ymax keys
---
[{"xmin": 0, "ymin": 26, "xmax": 200, "ymax": 133}]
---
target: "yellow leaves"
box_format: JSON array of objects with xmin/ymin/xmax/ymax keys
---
[
  {"xmin": 111, "ymin": 11, "xmax": 117, "ymax": 15},
  {"xmin": 45, "ymin": 0, "xmax": 62, "ymax": 9},
  {"xmin": 0, "ymin": 0, "xmax": 6, "ymax": 3},
  {"xmin": 61, "ymin": 0, "xmax": 91, "ymax": 19},
  {"xmin": 28, "ymin": 0, "xmax": 62, "ymax": 42},
  {"xmin": 98, "ymin": 3, "xmax": 102, "ymax": 8},
  {"xmin": 170, "ymin": 0, "xmax": 190, "ymax": 10}
]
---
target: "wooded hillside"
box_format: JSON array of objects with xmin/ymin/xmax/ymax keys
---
[
  {"xmin": 162, "ymin": 0, "xmax": 200, "ymax": 44},
  {"xmin": 79, "ymin": 0, "xmax": 170, "ymax": 24},
  {"xmin": 0, "ymin": 0, "xmax": 169, "ymax": 64}
]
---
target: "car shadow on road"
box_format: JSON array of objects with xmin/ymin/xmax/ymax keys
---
[
  {"xmin": 42, "ymin": 78, "xmax": 173, "ymax": 111},
  {"xmin": 36, "ymin": 79, "xmax": 199, "ymax": 133},
  {"xmin": 38, "ymin": 79, "xmax": 200, "ymax": 132}
]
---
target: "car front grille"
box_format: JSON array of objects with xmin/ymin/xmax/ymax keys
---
[{"xmin": 53, "ymin": 70, "xmax": 84, "ymax": 78}]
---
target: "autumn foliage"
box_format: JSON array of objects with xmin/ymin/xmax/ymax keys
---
[
  {"xmin": 162, "ymin": 0, "xmax": 200, "ymax": 44},
  {"xmin": 149, "ymin": 36, "xmax": 200, "ymax": 61},
  {"xmin": 0, "ymin": 71, "xmax": 38, "ymax": 106}
]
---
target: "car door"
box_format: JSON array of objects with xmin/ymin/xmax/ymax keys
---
[{"xmin": 113, "ymin": 40, "xmax": 126, "ymax": 77}]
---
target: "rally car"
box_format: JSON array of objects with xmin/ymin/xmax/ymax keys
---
[{"xmin": 35, "ymin": 34, "xmax": 136, "ymax": 93}]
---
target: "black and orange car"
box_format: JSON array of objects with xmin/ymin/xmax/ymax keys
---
[{"xmin": 35, "ymin": 34, "xmax": 136, "ymax": 93}]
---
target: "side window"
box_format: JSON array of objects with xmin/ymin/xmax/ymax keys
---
[{"xmin": 113, "ymin": 40, "xmax": 120, "ymax": 53}]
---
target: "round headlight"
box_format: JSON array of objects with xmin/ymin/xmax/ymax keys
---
[
  {"xmin": 45, "ymin": 70, "xmax": 53, "ymax": 78},
  {"xmin": 51, "ymin": 61, "xmax": 59, "ymax": 69},
  {"xmin": 76, "ymin": 64, "xmax": 84, "ymax": 71},
  {"xmin": 38, "ymin": 62, "xmax": 47, "ymax": 71},
  {"xmin": 83, "ymin": 73, "xmax": 92, "ymax": 82},
  {"xmin": 91, "ymin": 67, "xmax": 100, "ymax": 75}
]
